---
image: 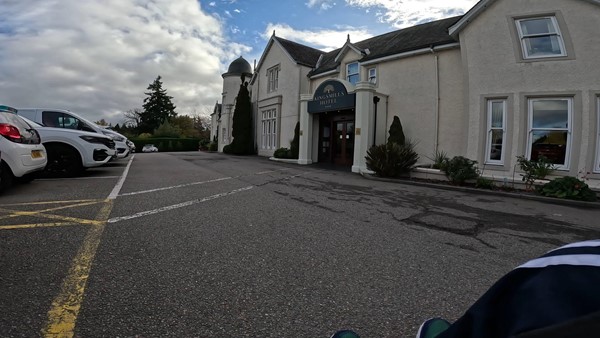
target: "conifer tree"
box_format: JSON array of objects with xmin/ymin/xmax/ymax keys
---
[
  {"xmin": 225, "ymin": 76, "xmax": 253, "ymax": 155},
  {"xmin": 140, "ymin": 75, "xmax": 177, "ymax": 134},
  {"xmin": 388, "ymin": 116, "xmax": 406, "ymax": 146}
]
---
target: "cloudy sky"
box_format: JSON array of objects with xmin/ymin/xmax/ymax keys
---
[{"xmin": 0, "ymin": 0, "xmax": 478, "ymax": 125}]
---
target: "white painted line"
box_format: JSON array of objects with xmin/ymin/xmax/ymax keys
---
[
  {"xmin": 107, "ymin": 186, "xmax": 254, "ymax": 223},
  {"xmin": 107, "ymin": 155, "xmax": 135, "ymax": 200},
  {"xmin": 120, "ymin": 177, "xmax": 232, "ymax": 197},
  {"xmin": 38, "ymin": 176, "xmax": 121, "ymax": 181},
  {"xmin": 255, "ymin": 168, "xmax": 290, "ymax": 175}
]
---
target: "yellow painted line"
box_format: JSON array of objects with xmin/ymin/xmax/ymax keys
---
[
  {"xmin": 0, "ymin": 222, "xmax": 75, "ymax": 230},
  {"xmin": 0, "ymin": 200, "xmax": 104, "ymax": 221},
  {"xmin": 0, "ymin": 199, "xmax": 99, "ymax": 207},
  {"xmin": 42, "ymin": 199, "xmax": 114, "ymax": 337}
]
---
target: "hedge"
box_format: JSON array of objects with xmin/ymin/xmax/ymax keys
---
[{"xmin": 130, "ymin": 137, "xmax": 201, "ymax": 152}]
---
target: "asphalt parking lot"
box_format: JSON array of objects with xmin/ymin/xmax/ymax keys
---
[{"xmin": 2, "ymin": 152, "xmax": 600, "ymax": 337}]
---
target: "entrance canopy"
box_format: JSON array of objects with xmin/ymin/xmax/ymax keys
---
[{"xmin": 308, "ymin": 80, "xmax": 356, "ymax": 114}]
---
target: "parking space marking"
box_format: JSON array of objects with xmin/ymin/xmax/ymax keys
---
[
  {"xmin": 0, "ymin": 222, "xmax": 75, "ymax": 230},
  {"xmin": 42, "ymin": 200, "xmax": 114, "ymax": 337},
  {"xmin": 42, "ymin": 156, "xmax": 134, "ymax": 337},
  {"xmin": 0, "ymin": 200, "xmax": 106, "ymax": 228},
  {"xmin": 108, "ymin": 185, "xmax": 254, "ymax": 223},
  {"xmin": 119, "ymin": 176, "xmax": 232, "ymax": 197}
]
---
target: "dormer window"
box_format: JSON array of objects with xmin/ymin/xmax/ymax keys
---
[
  {"xmin": 515, "ymin": 16, "xmax": 566, "ymax": 59},
  {"xmin": 346, "ymin": 62, "xmax": 359, "ymax": 84},
  {"xmin": 267, "ymin": 65, "xmax": 279, "ymax": 92}
]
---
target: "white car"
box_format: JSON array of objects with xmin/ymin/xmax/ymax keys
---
[
  {"xmin": 16, "ymin": 108, "xmax": 129, "ymax": 160},
  {"xmin": 22, "ymin": 117, "xmax": 116, "ymax": 176},
  {"xmin": 98, "ymin": 127, "xmax": 130, "ymax": 159},
  {"xmin": 0, "ymin": 105, "xmax": 47, "ymax": 190},
  {"xmin": 142, "ymin": 144, "xmax": 158, "ymax": 152}
]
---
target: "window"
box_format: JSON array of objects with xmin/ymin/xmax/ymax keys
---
[
  {"xmin": 596, "ymin": 97, "xmax": 600, "ymax": 172},
  {"xmin": 347, "ymin": 62, "xmax": 359, "ymax": 84},
  {"xmin": 42, "ymin": 111, "xmax": 95, "ymax": 132},
  {"xmin": 261, "ymin": 109, "xmax": 277, "ymax": 150},
  {"xmin": 222, "ymin": 128, "xmax": 227, "ymax": 143},
  {"xmin": 368, "ymin": 67, "xmax": 377, "ymax": 84},
  {"xmin": 485, "ymin": 99, "xmax": 506, "ymax": 164},
  {"xmin": 267, "ymin": 66, "xmax": 279, "ymax": 92},
  {"xmin": 515, "ymin": 16, "xmax": 566, "ymax": 59},
  {"xmin": 527, "ymin": 98, "xmax": 572, "ymax": 169}
]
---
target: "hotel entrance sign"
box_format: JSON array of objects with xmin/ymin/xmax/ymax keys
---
[{"xmin": 308, "ymin": 80, "xmax": 356, "ymax": 113}]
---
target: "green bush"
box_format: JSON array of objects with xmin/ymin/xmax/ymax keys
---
[
  {"xmin": 536, "ymin": 176, "xmax": 597, "ymax": 201},
  {"xmin": 428, "ymin": 150, "xmax": 449, "ymax": 169},
  {"xmin": 130, "ymin": 137, "xmax": 200, "ymax": 152},
  {"xmin": 223, "ymin": 144, "xmax": 232, "ymax": 154},
  {"xmin": 365, "ymin": 141, "xmax": 419, "ymax": 178},
  {"xmin": 476, "ymin": 177, "xmax": 496, "ymax": 190},
  {"xmin": 209, "ymin": 142, "xmax": 218, "ymax": 151},
  {"xmin": 274, "ymin": 147, "xmax": 292, "ymax": 159},
  {"xmin": 290, "ymin": 122, "xmax": 300, "ymax": 159},
  {"xmin": 517, "ymin": 155, "xmax": 556, "ymax": 190},
  {"xmin": 442, "ymin": 156, "xmax": 479, "ymax": 185},
  {"xmin": 387, "ymin": 116, "xmax": 406, "ymax": 146}
]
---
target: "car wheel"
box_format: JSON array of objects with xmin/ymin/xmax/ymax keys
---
[
  {"xmin": 0, "ymin": 161, "xmax": 14, "ymax": 192},
  {"xmin": 44, "ymin": 144, "xmax": 84, "ymax": 177},
  {"xmin": 16, "ymin": 172, "xmax": 38, "ymax": 184}
]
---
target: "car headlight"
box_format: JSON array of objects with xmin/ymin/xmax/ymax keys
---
[{"xmin": 80, "ymin": 135, "xmax": 110, "ymax": 144}]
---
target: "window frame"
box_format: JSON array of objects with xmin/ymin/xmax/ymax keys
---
[
  {"xmin": 515, "ymin": 16, "xmax": 566, "ymax": 60},
  {"xmin": 485, "ymin": 99, "xmax": 507, "ymax": 165},
  {"xmin": 368, "ymin": 67, "xmax": 377, "ymax": 84},
  {"xmin": 346, "ymin": 62, "xmax": 359, "ymax": 84},
  {"xmin": 596, "ymin": 96, "xmax": 600, "ymax": 173},
  {"xmin": 261, "ymin": 109, "xmax": 277, "ymax": 150},
  {"xmin": 526, "ymin": 97, "xmax": 573, "ymax": 170},
  {"xmin": 267, "ymin": 66, "xmax": 279, "ymax": 93}
]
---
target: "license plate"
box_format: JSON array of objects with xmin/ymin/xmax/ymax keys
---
[{"xmin": 31, "ymin": 150, "xmax": 43, "ymax": 159}]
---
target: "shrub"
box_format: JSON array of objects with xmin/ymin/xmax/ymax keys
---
[
  {"xmin": 365, "ymin": 141, "xmax": 419, "ymax": 178},
  {"xmin": 209, "ymin": 142, "xmax": 218, "ymax": 151},
  {"xmin": 387, "ymin": 116, "xmax": 406, "ymax": 146},
  {"xmin": 223, "ymin": 144, "xmax": 232, "ymax": 154},
  {"xmin": 476, "ymin": 177, "xmax": 496, "ymax": 190},
  {"xmin": 442, "ymin": 156, "xmax": 479, "ymax": 185},
  {"xmin": 274, "ymin": 147, "xmax": 292, "ymax": 159},
  {"xmin": 517, "ymin": 155, "xmax": 556, "ymax": 190},
  {"xmin": 428, "ymin": 150, "xmax": 449, "ymax": 170},
  {"xmin": 536, "ymin": 176, "xmax": 597, "ymax": 202},
  {"xmin": 290, "ymin": 122, "xmax": 300, "ymax": 159}
]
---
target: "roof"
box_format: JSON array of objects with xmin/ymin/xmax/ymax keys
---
[
  {"xmin": 449, "ymin": 0, "xmax": 600, "ymax": 37},
  {"xmin": 223, "ymin": 56, "xmax": 253, "ymax": 78},
  {"xmin": 274, "ymin": 36, "xmax": 324, "ymax": 67},
  {"xmin": 309, "ymin": 16, "xmax": 462, "ymax": 77}
]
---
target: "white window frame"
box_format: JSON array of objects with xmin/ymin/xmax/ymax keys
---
[
  {"xmin": 368, "ymin": 67, "xmax": 377, "ymax": 84},
  {"xmin": 515, "ymin": 16, "xmax": 566, "ymax": 59},
  {"xmin": 261, "ymin": 109, "xmax": 277, "ymax": 150},
  {"xmin": 526, "ymin": 97, "xmax": 572, "ymax": 170},
  {"xmin": 267, "ymin": 66, "xmax": 279, "ymax": 93},
  {"xmin": 485, "ymin": 99, "xmax": 507, "ymax": 165},
  {"xmin": 346, "ymin": 62, "xmax": 359, "ymax": 84},
  {"xmin": 595, "ymin": 97, "xmax": 600, "ymax": 172}
]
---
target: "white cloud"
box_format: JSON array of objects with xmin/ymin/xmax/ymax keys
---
[
  {"xmin": 345, "ymin": 0, "xmax": 478, "ymax": 28},
  {"xmin": 263, "ymin": 23, "xmax": 373, "ymax": 52},
  {"xmin": 0, "ymin": 0, "xmax": 252, "ymax": 124},
  {"xmin": 306, "ymin": 0, "xmax": 336, "ymax": 11}
]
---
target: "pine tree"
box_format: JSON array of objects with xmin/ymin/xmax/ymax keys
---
[
  {"xmin": 140, "ymin": 76, "xmax": 177, "ymax": 134},
  {"xmin": 225, "ymin": 76, "xmax": 253, "ymax": 155},
  {"xmin": 388, "ymin": 116, "xmax": 406, "ymax": 146}
]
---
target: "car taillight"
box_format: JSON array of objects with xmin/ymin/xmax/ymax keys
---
[{"xmin": 0, "ymin": 123, "xmax": 22, "ymax": 142}]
